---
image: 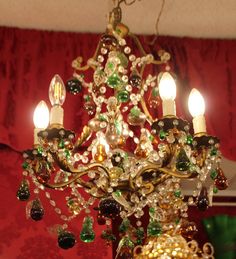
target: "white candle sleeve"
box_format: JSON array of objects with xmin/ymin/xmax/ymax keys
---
[
  {"xmin": 192, "ymin": 114, "xmax": 206, "ymax": 134},
  {"xmin": 162, "ymin": 99, "xmax": 176, "ymax": 116},
  {"xmin": 50, "ymin": 105, "xmax": 64, "ymax": 126},
  {"xmin": 34, "ymin": 128, "xmax": 41, "ymax": 145}
]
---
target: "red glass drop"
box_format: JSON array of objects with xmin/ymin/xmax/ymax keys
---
[{"xmin": 214, "ymin": 168, "xmax": 228, "ymax": 190}]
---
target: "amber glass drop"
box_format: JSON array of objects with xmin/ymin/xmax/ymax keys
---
[
  {"xmin": 214, "ymin": 167, "xmax": 228, "ymax": 190},
  {"xmin": 84, "ymin": 95, "xmax": 96, "ymax": 115},
  {"xmin": 94, "ymin": 144, "xmax": 107, "ymax": 162},
  {"xmin": 129, "ymin": 74, "xmax": 141, "ymax": 88},
  {"xmin": 134, "ymin": 146, "xmax": 148, "ymax": 158},
  {"xmin": 180, "ymin": 220, "xmax": 198, "ymax": 239},
  {"xmin": 35, "ymin": 161, "xmax": 51, "ymax": 184},
  {"xmin": 148, "ymin": 88, "xmax": 161, "ymax": 109}
]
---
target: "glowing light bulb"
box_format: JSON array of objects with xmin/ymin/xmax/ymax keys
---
[
  {"xmin": 49, "ymin": 74, "xmax": 66, "ymax": 106},
  {"xmin": 188, "ymin": 88, "xmax": 205, "ymax": 117},
  {"xmin": 188, "ymin": 88, "xmax": 206, "ymax": 134},
  {"xmin": 158, "ymin": 72, "xmax": 176, "ymax": 116},
  {"xmin": 33, "ymin": 101, "xmax": 49, "ymax": 129},
  {"xmin": 159, "ymin": 72, "xmax": 176, "ymax": 101}
]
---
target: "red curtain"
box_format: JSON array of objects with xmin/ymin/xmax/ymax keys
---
[
  {"xmin": 0, "ymin": 26, "xmax": 236, "ymax": 258},
  {"xmin": 0, "ymin": 26, "xmax": 236, "ymax": 160}
]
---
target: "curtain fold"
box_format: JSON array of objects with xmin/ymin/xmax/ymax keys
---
[
  {"xmin": 203, "ymin": 215, "xmax": 236, "ymax": 259},
  {"xmin": 0, "ymin": 26, "xmax": 236, "ymax": 160}
]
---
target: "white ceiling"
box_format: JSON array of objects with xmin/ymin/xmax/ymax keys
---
[{"xmin": 0, "ymin": 0, "xmax": 236, "ymax": 38}]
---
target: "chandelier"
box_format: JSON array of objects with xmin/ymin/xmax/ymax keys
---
[{"xmin": 17, "ymin": 1, "xmax": 228, "ymax": 258}]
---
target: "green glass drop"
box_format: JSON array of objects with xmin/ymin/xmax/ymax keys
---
[
  {"xmin": 210, "ymin": 147, "xmax": 217, "ymax": 156},
  {"xmin": 174, "ymin": 190, "xmax": 181, "ymax": 198},
  {"xmin": 136, "ymin": 227, "xmax": 144, "ymax": 243},
  {"xmin": 176, "ymin": 148, "xmax": 190, "ymax": 171},
  {"xmin": 117, "ymin": 90, "xmax": 130, "ymax": 103},
  {"xmin": 175, "ymin": 218, "xmax": 180, "ymax": 225},
  {"xmin": 101, "ymin": 229, "xmax": 116, "ymax": 242},
  {"xmin": 213, "ymin": 187, "xmax": 218, "ymax": 194},
  {"xmin": 119, "ymin": 218, "xmax": 130, "ymax": 233},
  {"xmin": 159, "ymin": 130, "xmax": 166, "ymax": 140},
  {"xmin": 149, "ymin": 207, "xmax": 155, "ymax": 215},
  {"xmin": 107, "ymin": 73, "xmax": 121, "ymax": 88},
  {"xmin": 114, "ymin": 190, "xmax": 122, "ymax": 197},
  {"xmin": 22, "ymin": 162, "xmax": 29, "ymax": 170},
  {"xmin": 130, "ymin": 106, "xmax": 141, "ymax": 117},
  {"xmin": 147, "ymin": 219, "xmax": 162, "ymax": 236},
  {"xmin": 121, "ymin": 236, "xmax": 135, "ymax": 248},
  {"xmin": 80, "ymin": 216, "xmax": 95, "ymax": 243},
  {"xmin": 84, "ymin": 94, "xmax": 91, "ymax": 102},
  {"xmin": 64, "ymin": 149, "xmax": 70, "ymax": 158},
  {"xmin": 59, "ymin": 140, "xmax": 65, "ymax": 149},
  {"xmin": 186, "ymin": 135, "xmax": 193, "ymax": 145},
  {"xmin": 117, "ymin": 52, "xmax": 128, "ymax": 68},
  {"xmin": 37, "ymin": 146, "xmax": 43, "ymax": 155},
  {"xmin": 210, "ymin": 169, "xmax": 217, "ymax": 180},
  {"xmin": 152, "ymin": 87, "xmax": 159, "ymax": 97}
]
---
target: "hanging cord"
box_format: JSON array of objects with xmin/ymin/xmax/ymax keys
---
[
  {"xmin": 113, "ymin": 0, "xmax": 141, "ymax": 8},
  {"xmin": 110, "ymin": 0, "xmax": 141, "ymax": 28},
  {"xmin": 150, "ymin": 0, "xmax": 166, "ymax": 45}
]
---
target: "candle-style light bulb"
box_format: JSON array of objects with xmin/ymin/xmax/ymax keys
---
[
  {"xmin": 188, "ymin": 88, "xmax": 206, "ymax": 134},
  {"xmin": 188, "ymin": 88, "xmax": 205, "ymax": 117},
  {"xmin": 48, "ymin": 75, "xmax": 66, "ymax": 126},
  {"xmin": 33, "ymin": 100, "xmax": 49, "ymax": 145},
  {"xmin": 49, "ymin": 74, "xmax": 66, "ymax": 106},
  {"xmin": 158, "ymin": 72, "xmax": 177, "ymax": 116},
  {"xmin": 33, "ymin": 101, "xmax": 49, "ymax": 129},
  {"xmin": 159, "ymin": 72, "xmax": 177, "ymax": 101}
]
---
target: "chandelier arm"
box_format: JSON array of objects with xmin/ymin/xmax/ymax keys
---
[
  {"xmin": 43, "ymin": 173, "xmax": 92, "ymax": 189},
  {"xmin": 42, "ymin": 169, "xmax": 108, "ymax": 194},
  {"xmin": 138, "ymin": 61, "xmax": 154, "ymax": 124},
  {"xmin": 197, "ymin": 147, "xmax": 207, "ymax": 168},
  {"xmin": 128, "ymin": 33, "xmax": 147, "ymax": 57},
  {"xmin": 74, "ymin": 125, "xmax": 92, "ymax": 150},
  {"xmin": 140, "ymin": 96, "xmax": 154, "ymax": 124},
  {"xmin": 128, "ymin": 33, "xmax": 168, "ymax": 65},
  {"xmin": 50, "ymin": 151, "xmax": 74, "ymax": 173},
  {"xmin": 67, "ymin": 163, "xmax": 110, "ymax": 177},
  {"xmin": 131, "ymin": 164, "xmax": 197, "ymax": 189},
  {"xmin": 73, "ymin": 39, "xmax": 103, "ymax": 72}
]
